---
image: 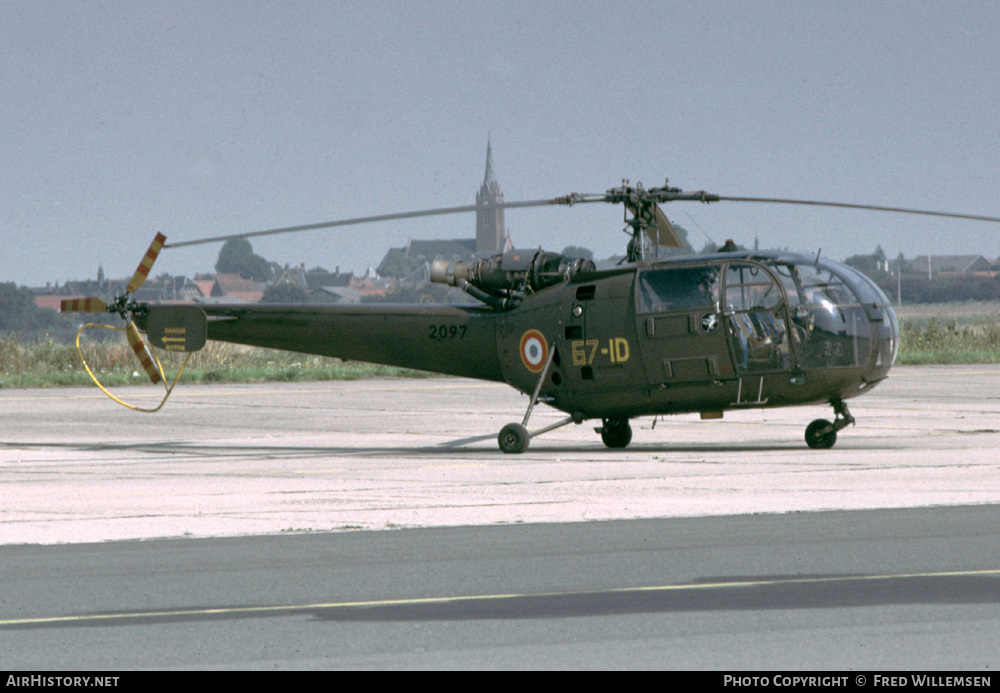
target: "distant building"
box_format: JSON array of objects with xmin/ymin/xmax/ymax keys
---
[
  {"xmin": 903, "ymin": 255, "xmax": 997, "ymax": 278},
  {"xmin": 376, "ymin": 140, "xmax": 513, "ymax": 279},
  {"xmin": 133, "ymin": 276, "xmax": 203, "ymax": 303},
  {"xmin": 207, "ymin": 273, "xmax": 266, "ymax": 303},
  {"xmin": 402, "ymin": 239, "xmax": 477, "ymax": 263},
  {"xmin": 476, "ymin": 139, "xmax": 508, "ymax": 255}
]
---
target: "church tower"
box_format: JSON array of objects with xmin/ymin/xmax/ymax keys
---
[{"xmin": 475, "ymin": 139, "xmax": 506, "ymax": 255}]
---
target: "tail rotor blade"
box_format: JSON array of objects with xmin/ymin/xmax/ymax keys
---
[
  {"xmin": 126, "ymin": 233, "xmax": 167, "ymax": 293},
  {"xmin": 60, "ymin": 297, "xmax": 108, "ymax": 313},
  {"xmin": 125, "ymin": 322, "xmax": 163, "ymax": 385}
]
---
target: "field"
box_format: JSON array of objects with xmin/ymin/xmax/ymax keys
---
[
  {"xmin": 896, "ymin": 301, "xmax": 1000, "ymax": 364},
  {"xmin": 0, "ymin": 336, "xmax": 429, "ymax": 389},
  {"xmin": 3, "ymin": 302, "xmax": 1000, "ymax": 388}
]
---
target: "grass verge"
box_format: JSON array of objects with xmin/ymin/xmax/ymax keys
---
[{"xmin": 0, "ymin": 336, "xmax": 430, "ymax": 389}]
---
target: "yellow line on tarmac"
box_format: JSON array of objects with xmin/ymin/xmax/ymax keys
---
[{"xmin": 2, "ymin": 568, "xmax": 996, "ymax": 628}]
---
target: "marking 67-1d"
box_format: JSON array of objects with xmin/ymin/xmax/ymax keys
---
[{"xmin": 571, "ymin": 338, "xmax": 630, "ymax": 365}]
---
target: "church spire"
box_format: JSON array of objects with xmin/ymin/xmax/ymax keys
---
[
  {"xmin": 483, "ymin": 136, "xmax": 497, "ymax": 186},
  {"xmin": 476, "ymin": 137, "xmax": 506, "ymax": 255}
]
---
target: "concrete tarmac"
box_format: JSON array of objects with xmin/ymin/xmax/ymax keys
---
[
  {"xmin": 2, "ymin": 365, "xmax": 1000, "ymax": 545},
  {"xmin": 4, "ymin": 508, "xmax": 998, "ymax": 669}
]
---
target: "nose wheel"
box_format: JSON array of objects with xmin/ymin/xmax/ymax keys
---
[{"xmin": 805, "ymin": 400, "xmax": 854, "ymax": 449}]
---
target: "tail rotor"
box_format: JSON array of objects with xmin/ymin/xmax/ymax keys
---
[{"xmin": 61, "ymin": 234, "xmax": 169, "ymax": 387}]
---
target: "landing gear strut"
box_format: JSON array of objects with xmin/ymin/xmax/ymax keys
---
[
  {"xmin": 805, "ymin": 399, "xmax": 854, "ymax": 449},
  {"xmin": 497, "ymin": 341, "xmax": 579, "ymax": 453}
]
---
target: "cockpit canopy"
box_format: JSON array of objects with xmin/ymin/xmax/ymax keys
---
[{"xmin": 636, "ymin": 252, "xmax": 898, "ymax": 374}]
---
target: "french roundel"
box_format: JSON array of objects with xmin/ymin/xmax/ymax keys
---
[{"xmin": 519, "ymin": 330, "xmax": 548, "ymax": 373}]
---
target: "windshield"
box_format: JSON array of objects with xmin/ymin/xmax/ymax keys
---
[{"xmin": 776, "ymin": 258, "xmax": 894, "ymax": 369}]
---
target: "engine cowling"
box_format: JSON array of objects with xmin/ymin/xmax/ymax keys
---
[{"xmin": 430, "ymin": 249, "xmax": 595, "ymax": 307}]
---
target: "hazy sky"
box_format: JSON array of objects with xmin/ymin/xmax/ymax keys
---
[{"xmin": 3, "ymin": 0, "xmax": 998, "ymax": 287}]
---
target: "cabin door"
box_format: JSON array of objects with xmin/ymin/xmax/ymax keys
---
[{"xmin": 634, "ymin": 264, "xmax": 736, "ymax": 384}]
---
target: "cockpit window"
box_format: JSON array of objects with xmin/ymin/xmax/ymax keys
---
[
  {"xmin": 723, "ymin": 262, "xmax": 791, "ymax": 372},
  {"xmin": 786, "ymin": 260, "xmax": 874, "ymax": 369},
  {"xmin": 842, "ymin": 266, "xmax": 892, "ymax": 306},
  {"xmin": 772, "ymin": 264, "xmax": 804, "ymax": 306},
  {"xmin": 795, "ymin": 264, "xmax": 855, "ymax": 306},
  {"xmin": 637, "ymin": 265, "xmax": 720, "ymax": 313},
  {"xmin": 725, "ymin": 263, "xmax": 781, "ymax": 311}
]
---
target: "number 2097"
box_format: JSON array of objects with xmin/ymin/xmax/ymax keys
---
[{"xmin": 429, "ymin": 324, "xmax": 467, "ymax": 341}]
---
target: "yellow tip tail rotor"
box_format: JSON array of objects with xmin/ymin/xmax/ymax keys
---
[
  {"xmin": 125, "ymin": 321, "xmax": 163, "ymax": 385},
  {"xmin": 125, "ymin": 233, "xmax": 167, "ymax": 293},
  {"xmin": 60, "ymin": 297, "xmax": 108, "ymax": 313}
]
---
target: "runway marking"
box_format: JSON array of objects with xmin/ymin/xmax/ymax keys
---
[{"xmin": 2, "ymin": 568, "xmax": 996, "ymax": 628}]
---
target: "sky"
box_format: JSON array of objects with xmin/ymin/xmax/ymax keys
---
[{"xmin": 2, "ymin": 0, "xmax": 999, "ymax": 288}]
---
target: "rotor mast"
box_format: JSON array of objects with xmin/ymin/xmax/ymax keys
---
[{"xmin": 603, "ymin": 181, "xmax": 720, "ymax": 261}]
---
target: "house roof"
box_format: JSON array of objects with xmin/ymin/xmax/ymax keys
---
[
  {"xmin": 305, "ymin": 271, "xmax": 353, "ymax": 289},
  {"xmin": 310, "ymin": 286, "xmax": 363, "ymax": 304},
  {"xmin": 211, "ymin": 273, "xmax": 265, "ymax": 302},
  {"xmin": 904, "ymin": 255, "xmax": 995, "ymax": 274},
  {"xmin": 194, "ymin": 279, "xmax": 216, "ymax": 297},
  {"xmin": 405, "ymin": 238, "xmax": 477, "ymax": 261}
]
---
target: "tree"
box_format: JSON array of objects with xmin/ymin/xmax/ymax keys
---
[
  {"xmin": 0, "ymin": 283, "xmax": 42, "ymax": 332},
  {"xmin": 215, "ymin": 238, "xmax": 273, "ymax": 282},
  {"xmin": 0, "ymin": 282, "xmax": 79, "ymax": 340}
]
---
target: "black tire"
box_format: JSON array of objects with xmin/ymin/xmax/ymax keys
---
[
  {"xmin": 600, "ymin": 418, "xmax": 632, "ymax": 449},
  {"xmin": 498, "ymin": 423, "xmax": 530, "ymax": 454},
  {"xmin": 805, "ymin": 419, "xmax": 837, "ymax": 449}
]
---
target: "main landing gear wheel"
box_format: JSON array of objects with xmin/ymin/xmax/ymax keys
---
[
  {"xmin": 805, "ymin": 419, "xmax": 837, "ymax": 449},
  {"xmin": 498, "ymin": 423, "xmax": 530, "ymax": 454},
  {"xmin": 600, "ymin": 418, "xmax": 632, "ymax": 449}
]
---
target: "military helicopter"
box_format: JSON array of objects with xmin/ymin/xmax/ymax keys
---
[{"xmin": 62, "ymin": 181, "xmax": 1000, "ymax": 452}]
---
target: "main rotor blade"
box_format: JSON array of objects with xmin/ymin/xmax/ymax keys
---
[
  {"xmin": 717, "ymin": 196, "xmax": 1000, "ymax": 223},
  {"xmin": 162, "ymin": 195, "xmax": 600, "ymax": 250},
  {"xmin": 158, "ymin": 186, "xmax": 1000, "ymax": 253}
]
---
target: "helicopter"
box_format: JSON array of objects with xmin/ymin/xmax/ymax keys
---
[{"xmin": 61, "ymin": 181, "xmax": 1000, "ymax": 453}]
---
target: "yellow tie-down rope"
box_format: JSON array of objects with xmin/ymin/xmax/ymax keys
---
[{"xmin": 76, "ymin": 323, "xmax": 194, "ymax": 413}]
